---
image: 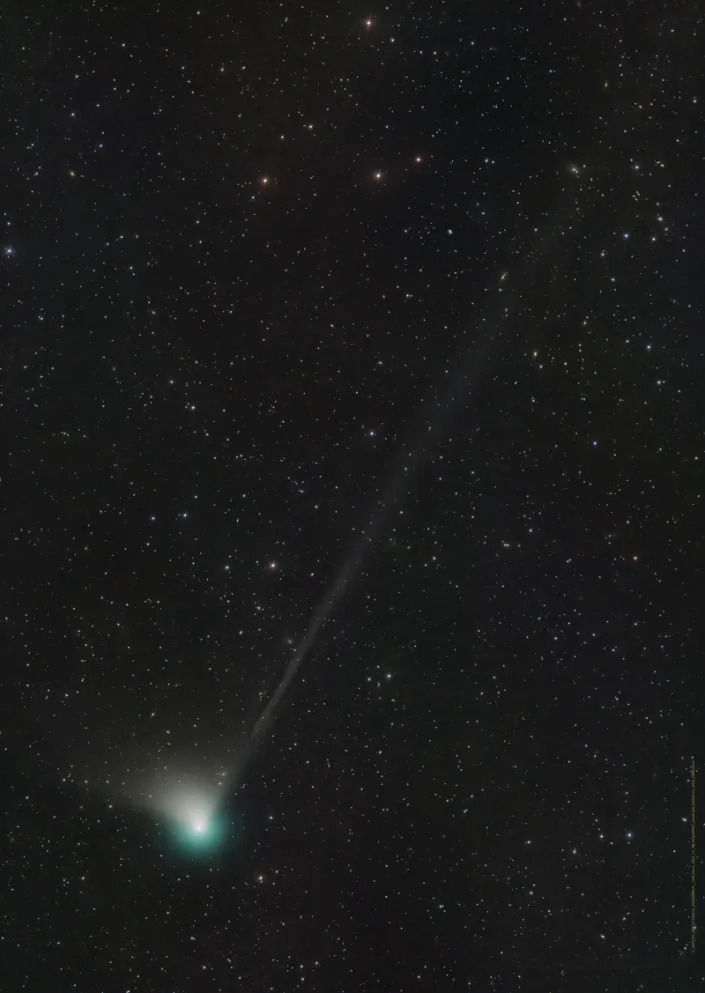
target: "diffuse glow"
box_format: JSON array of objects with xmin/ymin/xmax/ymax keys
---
[
  {"xmin": 137, "ymin": 771, "xmax": 230, "ymax": 854},
  {"xmin": 164, "ymin": 781, "xmax": 225, "ymax": 850}
]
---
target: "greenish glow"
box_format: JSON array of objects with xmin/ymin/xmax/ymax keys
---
[
  {"xmin": 142, "ymin": 773, "xmax": 241, "ymax": 861},
  {"xmin": 172, "ymin": 809, "xmax": 227, "ymax": 852}
]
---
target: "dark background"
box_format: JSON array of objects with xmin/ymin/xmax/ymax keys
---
[{"xmin": 2, "ymin": 0, "xmax": 703, "ymax": 990}]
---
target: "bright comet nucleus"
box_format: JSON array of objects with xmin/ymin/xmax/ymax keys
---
[
  {"xmin": 169, "ymin": 791, "xmax": 223, "ymax": 850},
  {"xmin": 142, "ymin": 774, "xmax": 229, "ymax": 853},
  {"xmin": 185, "ymin": 808, "xmax": 210, "ymax": 837}
]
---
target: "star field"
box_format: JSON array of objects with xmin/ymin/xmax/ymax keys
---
[{"xmin": 2, "ymin": 1, "xmax": 703, "ymax": 991}]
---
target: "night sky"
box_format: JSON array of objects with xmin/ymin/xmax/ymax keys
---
[{"xmin": 3, "ymin": 1, "xmax": 704, "ymax": 990}]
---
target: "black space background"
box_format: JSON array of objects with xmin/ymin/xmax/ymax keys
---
[{"xmin": 2, "ymin": 1, "xmax": 704, "ymax": 991}]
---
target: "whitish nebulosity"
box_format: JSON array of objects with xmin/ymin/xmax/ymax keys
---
[
  {"xmin": 163, "ymin": 781, "xmax": 227, "ymax": 851},
  {"xmin": 131, "ymin": 769, "xmax": 230, "ymax": 853}
]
